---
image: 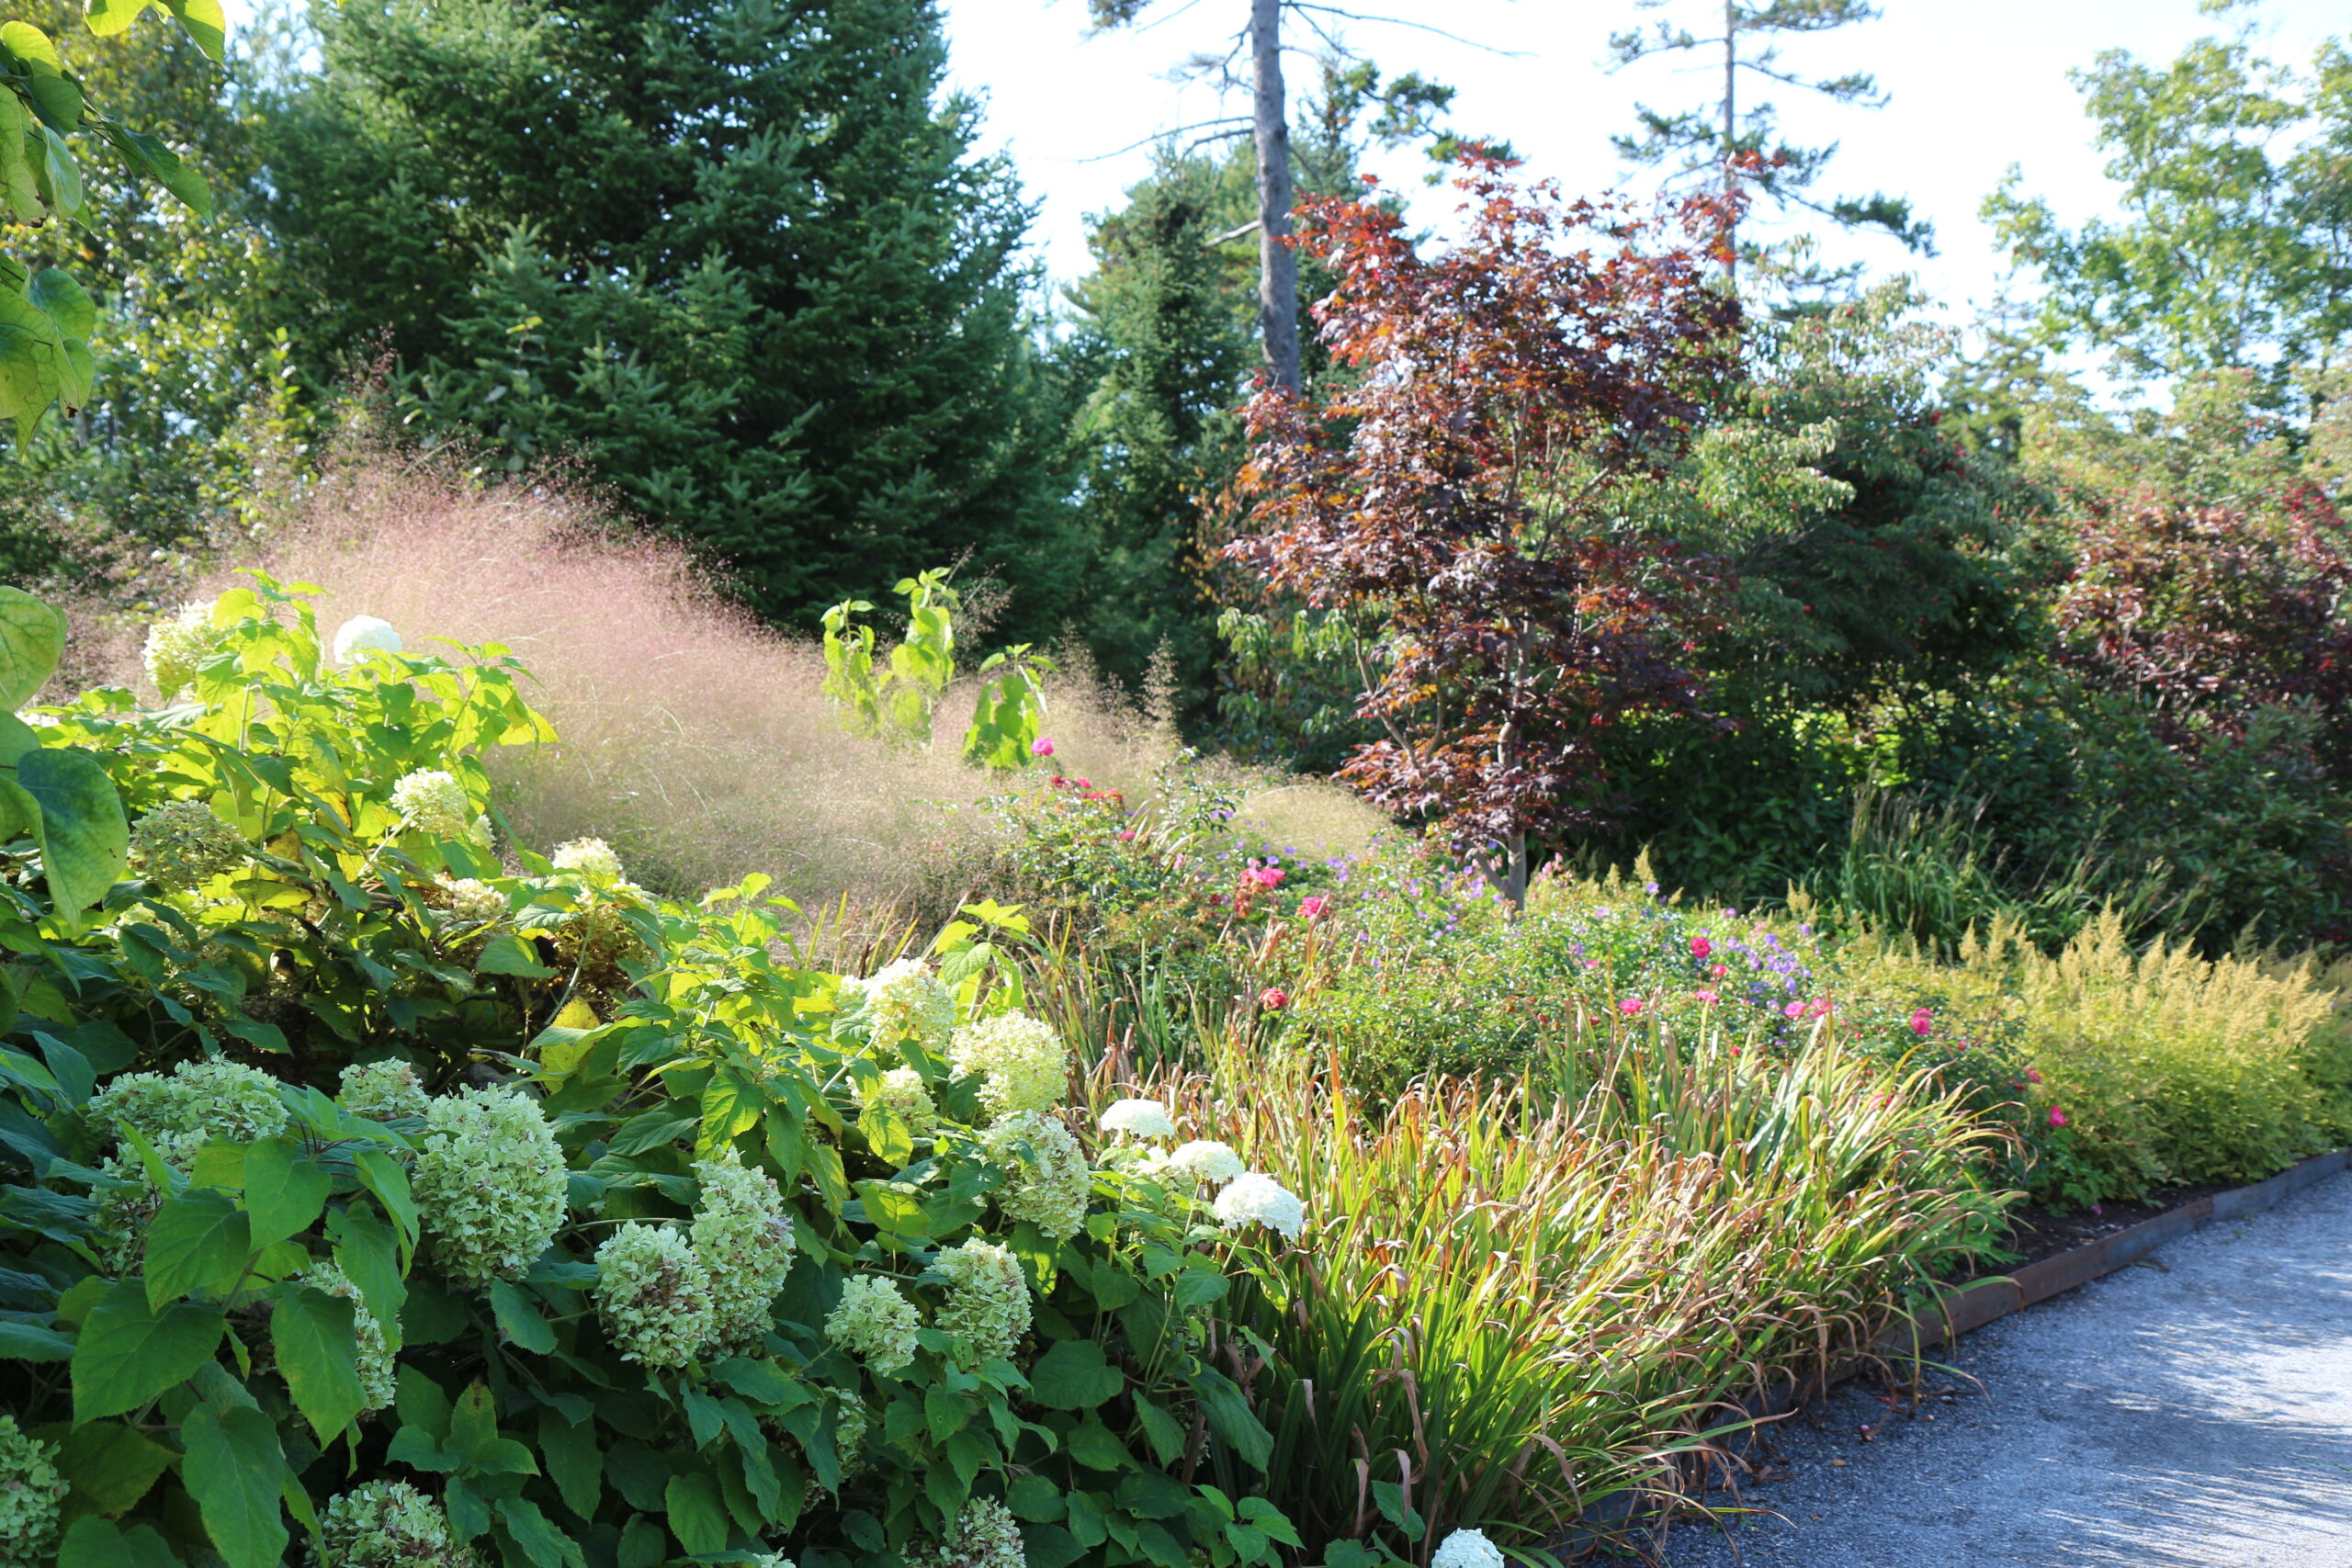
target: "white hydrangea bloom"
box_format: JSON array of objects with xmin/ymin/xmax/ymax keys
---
[
  {"xmin": 129, "ymin": 798, "xmax": 247, "ymax": 890},
  {"xmin": 441, "ymin": 877, "xmax": 506, "ymax": 925},
  {"xmin": 469, "ymin": 813, "xmax": 497, "ymax": 851},
  {"xmin": 1154, "ymin": 1139, "xmax": 1245, "ymax": 1186},
  {"xmin": 824, "ymin": 1275, "xmax": 922, "ymax": 1372},
  {"xmin": 1098, "ymin": 1099, "xmax": 1177, "ymax": 1139},
  {"xmin": 300, "ymin": 1261, "xmax": 396, "ymax": 1414},
  {"xmin": 339, "ymin": 1060, "xmax": 431, "ymax": 1122},
  {"xmin": 0, "ymin": 1414, "xmax": 65, "ymax": 1568},
  {"xmin": 91, "ymin": 1129, "xmax": 205, "ymax": 1274},
  {"xmin": 412, "ymin": 1086, "xmax": 567, "ymax": 1286},
  {"xmin": 847, "ymin": 957, "xmax": 957, "ymax": 1055},
  {"xmin": 858, "ymin": 1066, "xmax": 937, "ymax": 1131},
  {"xmin": 331, "ymin": 615, "xmax": 404, "ymax": 666},
  {"xmin": 390, "ymin": 770, "xmax": 473, "ymax": 842},
  {"xmin": 1430, "ymin": 1529, "xmax": 1507, "ymax": 1568},
  {"xmin": 595, "ymin": 1224, "xmax": 717, "ymax": 1368},
  {"xmin": 978, "ymin": 1112, "xmax": 1091, "ymax": 1239},
  {"xmin": 317, "ymin": 1480, "xmax": 470, "ymax": 1568},
  {"xmin": 749, "ymin": 1555, "xmax": 797, "ymax": 1568},
  {"xmin": 690, "ymin": 1148, "xmax": 797, "ymax": 1351},
  {"xmin": 551, "ymin": 837, "xmax": 625, "ymax": 886},
  {"xmin": 948, "ymin": 1010, "xmax": 1069, "ymax": 1122},
  {"xmin": 141, "ymin": 600, "xmax": 220, "ymax": 699},
  {"xmin": 1212, "ymin": 1172, "xmax": 1306, "ymax": 1242},
  {"xmin": 93, "ymin": 1058, "xmax": 288, "ymax": 1145},
  {"xmin": 914, "ymin": 1496, "xmax": 1027, "ymax": 1568},
  {"xmin": 933, "ymin": 1237, "xmax": 1031, "ymax": 1363}
]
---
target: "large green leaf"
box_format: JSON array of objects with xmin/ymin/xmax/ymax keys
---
[
  {"xmin": 155, "ymin": 0, "xmax": 225, "ymax": 61},
  {"xmin": 57, "ymin": 1517, "xmax": 181, "ymax": 1568},
  {"xmin": 82, "ymin": 0, "xmax": 150, "ymax": 38},
  {"xmin": 0, "ymin": 25, "xmax": 84, "ymax": 133},
  {"xmin": 71, "ymin": 1282, "xmax": 224, "ymax": 1423},
  {"xmin": 16, "ymin": 747, "xmax": 129, "ymax": 914},
  {"xmin": 144, "ymin": 1187, "xmax": 252, "ymax": 1310},
  {"xmin": 663, "ymin": 1472, "xmax": 729, "ymax": 1556},
  {"xmin": 331, "ymin": 1201, "xmax": 405, "ymax": 1352},
  {"xmin": 0, "ymin": 1318, "xmax": 71, "ymax": 1359},
  {"xmin": 180, "ymin": 1404, "xmax": 288, "ymax": 1568},
  {"xmin": 269, "ymin": 1285, "xmax": 364, "ymax": 1440},
  {"xmin": 59, "ymin": 1420, "xmax": 176, "ymax": 1516},
  {"xmin": 538, "ymin": 1408, "xmax": 603, "ymax": 1519},
  {"xmin": 97, "ymin": 123, "xmax": 210, "ymax": 218},
  {"xmin": 1026, "ymin": 1339, "xmax": 1125, "ymax": 1410},
  {"xmin": 0, "ymin": 585, "xmax": 63, "ymax": 706},
  {"xmin": 241, "ymin": 1135, "xmax": 330, "ymax": 1250}
]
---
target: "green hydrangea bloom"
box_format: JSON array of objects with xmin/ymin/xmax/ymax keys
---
[
  {"xmin": 390, "ymin": 771, "xmax": 473, "ymax": 843},
  {"xmin": 141, "ymin": 600, "xmax": 221, "ymax": 699},
  {"xmin": 857, "ymin": 1066, "xmax": 937, "ymax": 1131},
  {"xmin": 978, "ymin": 1112, "xmax": 1091, "ymax": 1239},
  {"xmin": 916, "ymin": 1496, "xmax": 1026, "ymax": 1568},
  {"xmin": 412, "ymin": 1086, "xmax": 567, "ymax": 1286},
  {"xmin": 551, "ymin": 837, "xmax": 624, "ymax": 886},
  {"xmin": 91, "ymin": 1129, "xmax": 203, "ymax": 1274},
  {"xmin": 824, "ymin": 1275, "xmax": 922, "ymax": 1372},
  {"xmin": 340, "ymin": 1060, "xmax": 431, "ymax": 1122},
  {"xmin": 129, "ymin": 799, "xmax": 248, "ymax": 891},
  {"xmin": 439, "ymin": 877, "xmax": 505, "ymax": 926},
  {"xmin": 595, "ymin": 1224, "xmax": 717, "ymax": 1368},
  {"xmin": 314, "ymin": 1480, "xmax": 478, "ymax": 1568},
  {"xmin": 843, "ymin": 957, "xmax": 956, "ymax": 1055},
  {"xmin": 948, "ymin": 1011, "xmax": 1069, "ymax": 1122},
  {"xmin": 933, "ymin": 1237, "xmax": 1030, "ymax": 1363},
  {"xmin": 93, "ymin": 1058, "xmax": 288, "ymax": 1145},
  {"xmin": 300, "ymin": 1261, "xmax": 396, "ymax": 1413},
  {"xmin": 0, "ymin": 1415, "xmax": 65, "ymax": 1568},
  {"xmin": 690, "ymin": 1149, "xmax": 796, "ymax": 1351}
]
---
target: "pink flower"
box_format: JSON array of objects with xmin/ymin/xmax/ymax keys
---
[
  {"xmin": 1694, "ymin": 988, "xmax": 1720, "ymax": 1005},
  {"xmin": 1244, "ymin": 862, "xmax": 1285, "ymax": 890},
  {"xmin": 1805, "ymin": 997, "xmax": 1831, "ymax": 1018},
  {"xmin": 1298, "ymin": 896, "xmax": 1330, "ymax": 920},
  {"xmin": 2048, "ymin": 1106, "xmax": 2067, "ymax": 1128},
  {"xmin": 1617, "ymin": 998, "xmax": 1644, "ymax": 1017},
  {"xmin": 1783, "ymin": 1001, "xmax": 1804, "ymax": 1020},
  {"xmin": 1259, "ymin": 987, "xmax": 1288, "ymax": 1010},
  {"xmin": 1910, "ymin": 1008, "xmax": 1933, "ymax": 1037},
  {"xmin": 1710, "ymin": 963, "xmax": 1728, "ymax": 978},
  {"xmin": 2024, "ymin": 1068, "xmax": 2042, "ymax": 1084},
  {"xmin": 1117, "ymin": 829, "xmax": 1136, "ymax": 841},
  {"xmin": 1031, "ymin": 737, "xmax": 1056, "ymax": 757},
  {"xmin": 1690, "ymin": 936, "xmax": 1713, "ymax": 960}
]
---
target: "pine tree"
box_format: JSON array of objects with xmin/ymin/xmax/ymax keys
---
[{"xmin": 259, "ymin": 0, "xmax": 1085, "ymax": 637}]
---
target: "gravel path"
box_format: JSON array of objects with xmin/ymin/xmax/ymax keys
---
[{"xmin": 1658, "ymin": 1168, "xmax": 2352, "ymax": 1568}]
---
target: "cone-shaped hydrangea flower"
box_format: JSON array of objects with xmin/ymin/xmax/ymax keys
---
[
  {"xmin": 0, "ymin": 1414, "xmax": 64, "ymax": 1568},
  {"xmin": 825, "ymin": 1275, "xmax": 922, "ymax": 1372},
  {"xmin": 141, "ymin": 600, "xmax": 220, "ymax": 698},
  {"xmin": 933, "ymin": 1237, "xmax": 1031, "ymax": 1363},
  {"xmin": 978, "ymin": 1112, "xmax": 1091, "ymax": 1239},
  {"xmin": 948, "ymin": 1010, "xmax": 1068, "ymax": 1121},
  {"xmin": 1212, "ymin": 1172, "xmax": 1306, "ymax": 1242},
  {"xmin": 1098, "ymin": 1099, "xmax": 1177, "ymax": 1139},
  {"xmin": 690, "ymin": 1148, "xmax": 797, "ymax": 1351},
  {"xmin": 129, "ymin": 798, "xmax": 247, "ymax": 890},
  {"xmin": 413, "ymin": 1086, "xmax": 567, "ymax": 1286},
  {"xmin": 859, "ymin": 1066, "xmax": 937, "ymax": 1131},
  {"xmin": 300, "ymin": 1261, "xmax": 396, "ymax": 1413},
  {"xmin": 93, "ymin": 1058, "xmax": 288, "ymax": 1145},
  {"xmin": 331, "ymin": 615, "xmax": 403, "ymax": 666},
  {"xmin": 551, "ymin": 837, "xmax": 624, "ymax": 886},
  {"xmin": 339, "ymin": 1060, "xmax": 430, "ymax": 1122},
  {"xmin": 316, "ymin": 1480, "xmax": 470, "ymax": 1568},
  {"xmin": 844, "ymin": 957, "xmax": 957, "ymax": 1055},
  {"xmin": 390, "ymin": 770, "xmax": 473, "ymax": 842},
  {"xmin": 1430, "ymin": 1529, "xmax": 1505, "ymax": 1568},
  {"xmin": 595, "ymin": 1224, "xmax": 717, "ymax": 1367}
]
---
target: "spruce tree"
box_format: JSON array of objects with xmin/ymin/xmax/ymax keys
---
[{"xmin": 260, "ymin": 0, "xmax": 1084, "ymax": 636}]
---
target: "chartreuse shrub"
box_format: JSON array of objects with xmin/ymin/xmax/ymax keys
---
[{"xmin": 0, "ymin": 580, "xmax": 1321, "ymax": 1568}]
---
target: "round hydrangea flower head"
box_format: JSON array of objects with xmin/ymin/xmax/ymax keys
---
[
  {"xmin": 1157, "ymin": 1139, "xmax": 1245, "ymax": 1187},
  {"xmin": 825, "ymin": 1274, "xmax": 922, "ymax": 1372},
  {"xmin": 412, "ymin": 1085, "xmax": 567, "ymax": 1286},
  {"xmin": 300, "ymin": 1261, "xmax": 396, "ymax": 1414},
  {"xmin": 129, "ymin": 798, "xmax": 248, "ymax": 891},
  {"xmin": 389, "ymin": 770, "xmax": 473, "ymax": 842},
  {"xmin": 1098, "ymin": 1099, "xmax": 1176, "ymax": 1140},
  {"xmin": 0, "ymin": 1415, "xmax": 65, "ymax": 1568},
  {"xmin": 339, "ymin": 1060, "xmax": 431, "ymax": 1122},
  {"xmin": 933, "ymin": 1237, "xmax": 1031, "ymax": 1363},
  {"xmin": 1430, "ymin": 1529, "xmax": 1506, "ymax": 1568},
  {"xmin": 691, "ymin": 1148, "xmax": 797, "ymax": 1350},
  {"xmin": 921, "ymin": 1496, "xmax": 1027, "ymax": 1568},
  {"xmin": 331, "ymin": 615, "xmax": 404, "ymax": 667},
  {"xmin": 846, "ymin": 957, "xmax": 957, "ymax": 1055},
  {"xmin": 551, "ymin": 837, "xmax": 625, "ymax": 886},
  {"xmin": 858, "ymin": 1065, "xmax": 937, "ymax": 1131},
  {"xmin": 91, "ymin": 1129, "xmax": 205, "ymax": 1272},
  {"xmin": 948, "ymin": 1010, "xmax": 1069, "ymax": 1122},
  {"xmin": 141, "ymin": 600, "xmax": 222, "ymax": 699},
  {"xmin": 594, "ymin": 1224, "xmax": 717, "ymax": 1368},
  {"xmin": 750, "ymin": 1555, "xmax": 797, "ymax": 1568},
  {"xmin": 978, "ymin": 1112, "xmax": 1091, "ymax": 1239},
  {"xmin": 440, "ymin": 876, "xmax": 506, "ymax": 926},
  {"xmin": 93, "ymin": 1058, "xmax": 288, "ymax": 1145},
  {"xmin": 316, "ymin": 1480, "xmax": 472, "ymax": 1568},
  {"xmin": 1213, "ymin": 1172, "xmax": 1306, "ymax": 1243}
]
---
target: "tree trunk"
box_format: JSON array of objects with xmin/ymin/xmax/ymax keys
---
[
  {"xmin": 1250, "ymin": 0, "xmax": 1300, "ymax": 393},
  {"xmin": 1722, "ymin": 0, "xmax": 1738, "ymax": 286}
]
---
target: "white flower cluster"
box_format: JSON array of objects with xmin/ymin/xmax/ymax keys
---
[
  {"xmin": 440, "ymin": 876, "xmax": 506, "ymax": 925},
  {"xmin": 858, "ymin": 1066, "xmax": 937, "ymax": 1131},
  {"xmin": 947, "ymin": 1010, "xmax": 1068, "ymax": 1122},
  {"xmin": 913, "ymin": 1496, "xmax": 1026, "ymax": 1568},
  {"xmin": 824, "ymin": 1275, "xmax": 922, "ymax": 1372},
  {"xmin": 1091, "ymin": 1099, "xmax": 1306, "ymax": 1243},
  {"xmin": 1212, "ymin": 1172, "xmax": 1306, "ymax": 1243},
  {"xmin": 844, "ymin": 957, "xmax": 957, "ymax": 1055},
  {"xmin": 315, "ymin": 1479, "xmax": 477, "ymax": 1568},
  {"xmin": 129, "ymin": 798, "xmax": 248, "ymax": 891},
  {"xmin": 749, "ymin": 1555, "xmax": 797, "ymax": 1568},
  {"xmin": 141, "ymin": 600, "xmax": 221, "ymax": 699},
  {"xmin": 690, "ymin": 1149, "xmax": 797, "ymax": 1351},
  {"xmin": 300, "ymin": 1261, "xmax": 396, "ymax": 1413},
  {"xmin": 95, "ymin": 1058, "xmax": 289, "ymax": 1145},
  {"xmin": 339, "ymin": 1060, "xmax": 431, "ymax": 1122},
  {"xmin": 1150, "ymin": 1140, "xmax": 1245, "ymax": 1186},
  {"xmin": 551, "ymin": 837, "xmax": 624, "ymax": 886},
  {"xmin": 831, "ymin": 1398, "xmax": 871, "ymax": 1483},
  {"xmin": 390, "ymin": 770, "xmax": 473, "ymax": 843},
  {"xmin": 594, "ymin": 1224, "xmax": 718, "ymax": 1369},
  {"xmin": 1098, "ymin": 1099, "xmax": 1177, "ymax": 1139},
  {"xmin": 0, "ymin": 1415, "xmax": 64, "ymax": 1568},
  {"xmin": 933, "ymin": 1237, "xmax": 1030, "ymax": 1363},
  {"xmin": 412, "ymin": 1086, "xmax": 568, "ymax": 1286},
  {"xmin": 978, "ymin": 1113, "xmax": 1091, "ymax": 1239},
  {"xmin": 1430, "ymin": 1529, "xmax": 1507, "ymax": 1568},
  {"xmin": 331, "ymin": 615, "xmax": 404, "ymax": 667}
]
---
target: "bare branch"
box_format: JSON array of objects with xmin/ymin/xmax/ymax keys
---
[
  {"xmin": 1074, "ymin": 117, "xmax": 1254, "ymax": 164},
  {"xmin": 1281, "ymin": 3, "xmax": 1527, "ymax": 58}
]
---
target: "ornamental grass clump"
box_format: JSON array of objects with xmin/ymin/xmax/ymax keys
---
[
  {"xmin": 412, "ymin": 1085, "xmax": 568, "ymax": 1285},
  {"xmin": 594, "ymin": 1224, "xmax": 718, "ymax": 1368}
]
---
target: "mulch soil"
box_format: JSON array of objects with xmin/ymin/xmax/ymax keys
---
[{"xmin": 1984, "ymin": 1180, "xmax": 2235, "ymax": 1271}]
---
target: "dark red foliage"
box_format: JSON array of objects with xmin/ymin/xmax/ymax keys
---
[{"xmin": 1220, "ymin": 161, "xmax": 1741, "ymax": 880}]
